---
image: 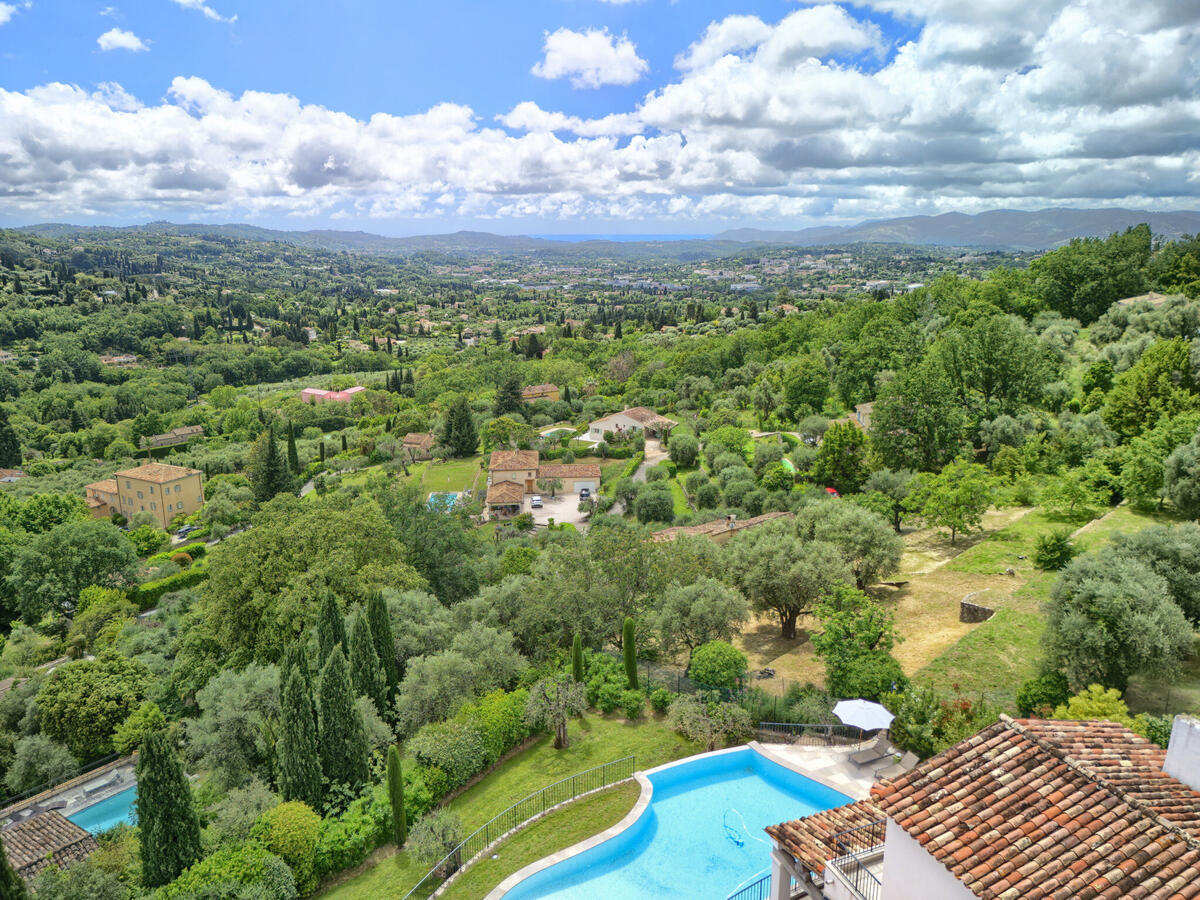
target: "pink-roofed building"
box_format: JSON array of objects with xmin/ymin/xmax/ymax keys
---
[{"xmin": 300, "ymin": 386, "xmax": 366, "ymax": 404}]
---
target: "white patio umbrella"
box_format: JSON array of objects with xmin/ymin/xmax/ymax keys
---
[{"xmin": 832, "ymin": 699, "xmax": 895, "ymax": 732}]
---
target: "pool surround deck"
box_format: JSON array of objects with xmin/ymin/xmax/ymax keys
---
[
  {"xmin": 484, "ymin": 740, "xmax": 876, "ymax": 899},
  {"xmin": 0, "ymin": 755, "xmax": 136, "ymax": 828}
]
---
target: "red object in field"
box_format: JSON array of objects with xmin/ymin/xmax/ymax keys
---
[{"xmin": 825, "ymin": 487, "xmax": 840, "ymax": 496}]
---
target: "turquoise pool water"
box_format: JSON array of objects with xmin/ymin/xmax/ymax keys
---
[
  {"xmin": 67, "ymin": 785, "xmax": 138, "ymax": 833},
  {"xmin": 502, "ymin": 747, "xmax": 849, "ymax": 900}
]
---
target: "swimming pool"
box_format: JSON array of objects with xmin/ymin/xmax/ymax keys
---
[
  {"xmin": 427, "ymin": 491, "xmax": 460, "ymax": 511},
  {"xmin": 498, "ymin": 746, "xmax": 849, "ymax": 900},
  {"xmin": 67, "ymin": 785, "xmax": 138, "ymax": 834}
]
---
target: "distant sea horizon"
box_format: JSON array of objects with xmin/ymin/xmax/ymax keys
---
[{"xmin": 528, "ymin": 233, "xmax": 713, "ymax": 243}]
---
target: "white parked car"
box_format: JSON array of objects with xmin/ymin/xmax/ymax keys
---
[{"xmin": 531, "ymin": 495, "xmax": 543, "ymax": 509}]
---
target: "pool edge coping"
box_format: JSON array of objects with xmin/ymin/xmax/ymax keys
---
[{"xmin": 483, "ymin": 743, "xmax": 817, "ymax": 899}]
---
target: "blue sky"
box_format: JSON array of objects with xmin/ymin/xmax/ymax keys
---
[{"xmin": 0, "ymin": 1, "xmax": 1196, "ymax": 234}]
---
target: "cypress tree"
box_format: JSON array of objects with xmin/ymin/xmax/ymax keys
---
[
  {"xmin": 440, "ymin": 395, "xmax": 478, "ymax": 458},
  {"xmin": 0, "ymin": 833, "xmax": 27, "ymax": 900},
  {"xmin": 366, "ymin": 591, "xmax": 400, "ymax": 702},
  {"xmin": 318, "ymin": 646, "xmax": 369, "ymax": 795},
  {"xmin": 341, "ymin": 433, "xmax": 348, "ymax": 452},
  {"xmin": 571, "ymin": 633, "xmax": 584, "ymax": 683},
  {"xmin": 319, "ymin": 442, "xmax": 326, "ymax": 462},
  {"xmin": 279, "ymin": 664, "xmax": 323, "ymax": 809},
  {"xmin": 0, "ymin": 408, "xmax": 20, "ymax": 469},
  {"xmin": 317, "ymin": 592, "xmax": 347, "ymax": 659},
  {"xmin": 137, "ymin": 730, "xmax": 201, "ymax": 888},
  {"xmin": 623, "ymin": 617, "xmax": 638, "ymax": 690},
  {"xmin": 387, "ymin": 744, "xmax": 407, "ymax": 846},
  {"xmin": 349, "ymin": 610, "xmax": 387, "ymax": 717},
  {"xmin": 286, "ymin": 421, "xmax": 300, "ymax": 474},
  {"xmin": 248, "ymin": 426, "xmax": 293, "ymax": 503}
]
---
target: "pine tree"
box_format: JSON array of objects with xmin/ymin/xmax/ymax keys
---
[
  {"xmin": 366, "ymin": 591, "xmax": 400, "ymax": 703},
  {"xmin": 279, "ymin": 664, "xmax": 323, "ymax": 809},
  {"xmin": 571, "ymin": 633, "xmax": 584, "ymax": 682},
  {"xmin": 623, "ymin": 617, "xmax": 638, "ymax": 690},
  {"xmin": 0, "ymin": 831, "xmax": 27, "ymax": 900},
  {"xmin": 440, "ymin": 395, "xmax": 478, "ymax": 458},
  {"xmin": 349, "ymin": 610, "xmax": 387, "ymax": 717},
  {"xmin": 248, "ymin": 426, "xmax": 294, "ymax": 503},
  {"xmin": 0, "ymin": 408, "xmax": 20, "ymax": 469},
  {"xmin": 286, "ymin": 421, "xmax": 300, "ymax": 474},
  {"xmin": 318, "ymin": 646, "xmax": 369, "ymax": 795},
  {"xmin": 493, "ymin": 375, "xmax": 523, "ymax": 417},
  {"xmin": 318, "ymin": 592, "xmax": 347, "ymax": 659},
  {"xmin": 137, "ymin": 730, "xmax": 201, "ymax": 888},
  {"xmin": 387, "ymin": 744, "xmax": 407, "ymax": 846}
]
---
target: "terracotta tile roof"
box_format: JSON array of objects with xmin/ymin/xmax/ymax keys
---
[
  {"xmin": 871, "ymin": 715, "xmax": 1200, "ymax": 899},
  {"xmin": 85, "ymin": 479, "xmax": 118, "ymax": 495},
  {"xmin": 488, "ymin": 450, "xmax": 539, "ymax": 471},
  {"xmin": 536, "ymin": 463, "xmax": 601, "ymax": 480},
  {"xmin": 766, "ymin": 798, "xmax": 883, "ymax": 875},
  {"xmin": 651, "ymin": 511, "xmax": 793, "ymax": 542},
  {"xmin": 521, "ymin": 383, "xmax": 558, "ymax": 398},
  {"xmin": 113, "ymin": 462, "xmax": 202, "ymax": 484},
  {"xmin": 486, "ymin": 481, "xmax": 525, "ymax": 505},
  {"xmin": 2, "ymin": 811, "xmax": 97, "ymax": 878},
  {"xmin": 596, "ymin": 406, "xmax": 676, "ymax": 428},
  {"xmin": 402, "ymin": 432, "xmax": 435, "ymax": 450}
]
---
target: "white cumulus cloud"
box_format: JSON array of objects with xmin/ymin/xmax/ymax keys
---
[
  {"xmin": 532, "ymin": 27, "xmax": 649, "ymax": 89},
  {"xmin": 96, "ymin": 27, "xmax": 147, "ymax": 51},
  {"xmin": 170, "ymin": 0, "xmax": 236, "ymax": 24}
]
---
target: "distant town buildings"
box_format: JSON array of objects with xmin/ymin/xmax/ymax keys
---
[
  {"xmin": 140, "ymin": 425, "xmax": 204, "ymax": 450},
  {"xmin": 300, "ymin": 386, "xmax": 366, "ymax": 404},
  {"xmin": 99, "ymin": 354, "xmax": 137, "ymax": 368}
]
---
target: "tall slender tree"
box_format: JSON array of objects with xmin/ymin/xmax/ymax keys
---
[
  {"xmin": 349, "ymin": 610, "xmax": 387, "ymax": 717},
  {"xmin": 318, "ymin": 592, "xmax": 347, "ymax": 659},
  {"xmin": 623, "ymin": 618, "xmax": 638, "ymax": 690},
  {"xmin": 387, "ymin": 744, "xmax": 407, "ymax": 846},
  {"xmin": 440, "ymin": 395, "xmax": 478, "ymax": 458},
  {"xmin": 318, "ymin": 647, "xmax": 369, "ymax": 796},
  {"xmin": 137, "ymin": 730, "xmax": 202, "ymax": 888},
  {"xmin": 286, "ymin": 421, "xmax": 300, "ymax": 474},
  {"xmin": 0, "ymin": 408, "xmax": 21, "ymax": 470},
  {"xmin": 278, "ymin": 664, "xmax": 323, "ymax": 809},
  {"xmin": 366, "ymin": 591, "xmax": 400, "ymax": 702},
  {"xmin": 248, "ymin": 426, "xmax": 294, "ymax": 503},
  {"xmin": 571, "ymin": 633, "xmax": 584, "ymax": 683}
]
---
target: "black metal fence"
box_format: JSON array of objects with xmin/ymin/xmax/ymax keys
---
[
  {"xmin": 756, "ymin": 722, "xmax": 867, "ymax": 746},
  {"xmin": 725, "ymin": 871, "xmax": 772, "ymax": 900},
  {"xmin": 829, "ymin": 818, "xmax": 886, "ymax": 900},
  {"xmin": 400, "ymin": 755, "xmax": 637, "ymax": 900}
]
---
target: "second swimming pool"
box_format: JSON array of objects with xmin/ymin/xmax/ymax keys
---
[
  {"xmin": 499, "ymin": 746, "xmax": 849, "ymax": 899},
  {"xmin": 67, "ymin": 784, "xmax": 138, "ymax": 834}
]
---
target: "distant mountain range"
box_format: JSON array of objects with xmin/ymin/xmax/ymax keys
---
[
  {"xmin": 15, "ymin": 207, "xmax": 1200, "ymax": 255},
  {"xmin": 715, "ymin": 208, "xmax": 1200, "ymax": 250}
]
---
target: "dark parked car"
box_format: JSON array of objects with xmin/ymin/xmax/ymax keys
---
[{"xmin": 579, "ymin": 488, "xmax": 591, "ymax": 501}]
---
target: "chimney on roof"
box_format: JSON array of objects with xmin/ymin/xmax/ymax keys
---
[{"xmin": 1164, "ymin": 715, "xmax": 1200, "ymax": 793}]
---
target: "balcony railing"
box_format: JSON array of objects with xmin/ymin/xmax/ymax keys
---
[
  {"xmin": 827, "ymin": 818, "xmax": 886, "ymax": 900},
  {"xmin": 757, "ymin": 722, "xmax": 867, "ymax": 746}
]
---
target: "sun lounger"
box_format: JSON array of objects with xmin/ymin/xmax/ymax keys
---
[
  {"xmin": 849, "ymin": 733, "xmax": 893, "ymax": 767},
  {"xmin": 874, "ymin": 751, "xmax": 919, "ymax": 780}
]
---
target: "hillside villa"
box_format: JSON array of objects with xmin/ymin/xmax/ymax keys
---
[
  {"xmin": 766, "ymin": 714, "xmax": 1200, "ymax": 900},
  {"xmin": 485, "ymin": 450, "xmax": 601, "ymax": 517},
  {"xmin": 521, "ymin": 383, "xmax": 560, "ymax": 402},
  {"xmin": 300, "ymin": 385, "xmax": 365, "ymax": 404},
  {"xmin": 140, "ymin": 425, "xmax": 204, "ymax": 450},
  {"xmin": 585, "ymin": 407, "xmax": 677, "ymax": 443},
  {"xmin": 402, "ymin": 432, "xmax": 436, "ymax": 460},
  {"xmin": 84, "ymin": 462, "xmax": 204, "ymax": 529}
]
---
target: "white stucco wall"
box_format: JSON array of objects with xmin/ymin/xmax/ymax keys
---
[
  {"xmin": 1164, "ymin": 715, "xmax": 1200, "ymax": 793},
  {"xmin": 880, "ymin": 819, "xmax": 976, "ymax": 900}
]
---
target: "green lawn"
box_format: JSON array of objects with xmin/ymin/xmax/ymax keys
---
[
  {"xmin": 1126, "ymin": 635, "xmax": 1200, "ymax": 717},
  {"xmin": 321, "ymin": 716, "xmax": 698, "ymax": 899},
  {"xmin": 422, "ymin": 457, "xmax": 483, "ymax": 493},
  {"xmin": 916, "ymin": 609, "xmax": 1046, "ymax": 710},
  {"xmin": 668, "ymin": 480, "xmax": 690, "ymax": 517},
  {"xmin": 440, "ymin": 782, "xmax": 641, "ymax": 900}
]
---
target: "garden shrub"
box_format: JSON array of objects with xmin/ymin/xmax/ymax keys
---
[
  {"xmin": 402, "ymin": 766, "xmax": 436, "ymax": 821},
  {"xmin": 1016, "ymin": 671, "xmax": 1071, "ymax": 716},
  {"xmin": 1034, "ymin": 530, "xmax": 1076, "ymax": 571},
  {"xmin": 649, "ymin": 688, "xmax": 674, "ymax": 714},
  {"xmin": 170, "ymin": 552, "xmax": 193, "ymax": 568},
  {"xmin": 688, "ymin": 641, "xmax": 748, "ymax": 691},
  {"xmin": 595, "ymin": 683, "xmax": 623, "ymax": 714},
  {"xmin": 455, "ymin": 689, "xmax": 531, "ymax": 766},
  {"xmin": 825, "ymin": 651, "xmax": 908, "ymax": 702},
  {"xmin": 130, "ymin": 567, "xmax": 209, "ymax": 609},
  {"xmin": 583, "ymin": 653, "xmax": 626, "ymax": 707},
  {"xmin": 250, "ymin": 802, "xmax": 321, "ymax": 895},
  {"xmin": 645, "ymin": 465, "xmax": 668, "ymax": 483},
  {"xmin": 113, "ymin": 701, "xmax": 166, "ymax": 755},
  {"xmin": 158, "ymin": 845, "xmax": 297, "ymax": 900},
  {"xmin": 407, "ymin": 721, "xmax": 487, "ymax": 792},
  {"xmin": 312, "ymin": 788, "xmax": 390, "ymax": 880},
  {"xmin": 408, "ymin": 808, "xmax": 464, "ymax": 875},
  {"xmin": 620, "ymin": 690, "xmax": 645, "ymax": 720}
]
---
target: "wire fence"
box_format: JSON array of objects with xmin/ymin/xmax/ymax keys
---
[
  {"xmin": 401, "ymin": 755, "xmax": 637, "ymax": 900},
  {"xmin": 756, "ymin": 722, "xmax": 867, "ymax": 746},
  {"xmin": 725, "ymin": 871, "xmax": 772, "ymax": 900},
  {"xmin": 0, "ymin": 753, "xmax": 121, "ymax": 813},
  {"xmin": 829, "ymin": 818, "xmax": 886, "ymax": 900}
]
